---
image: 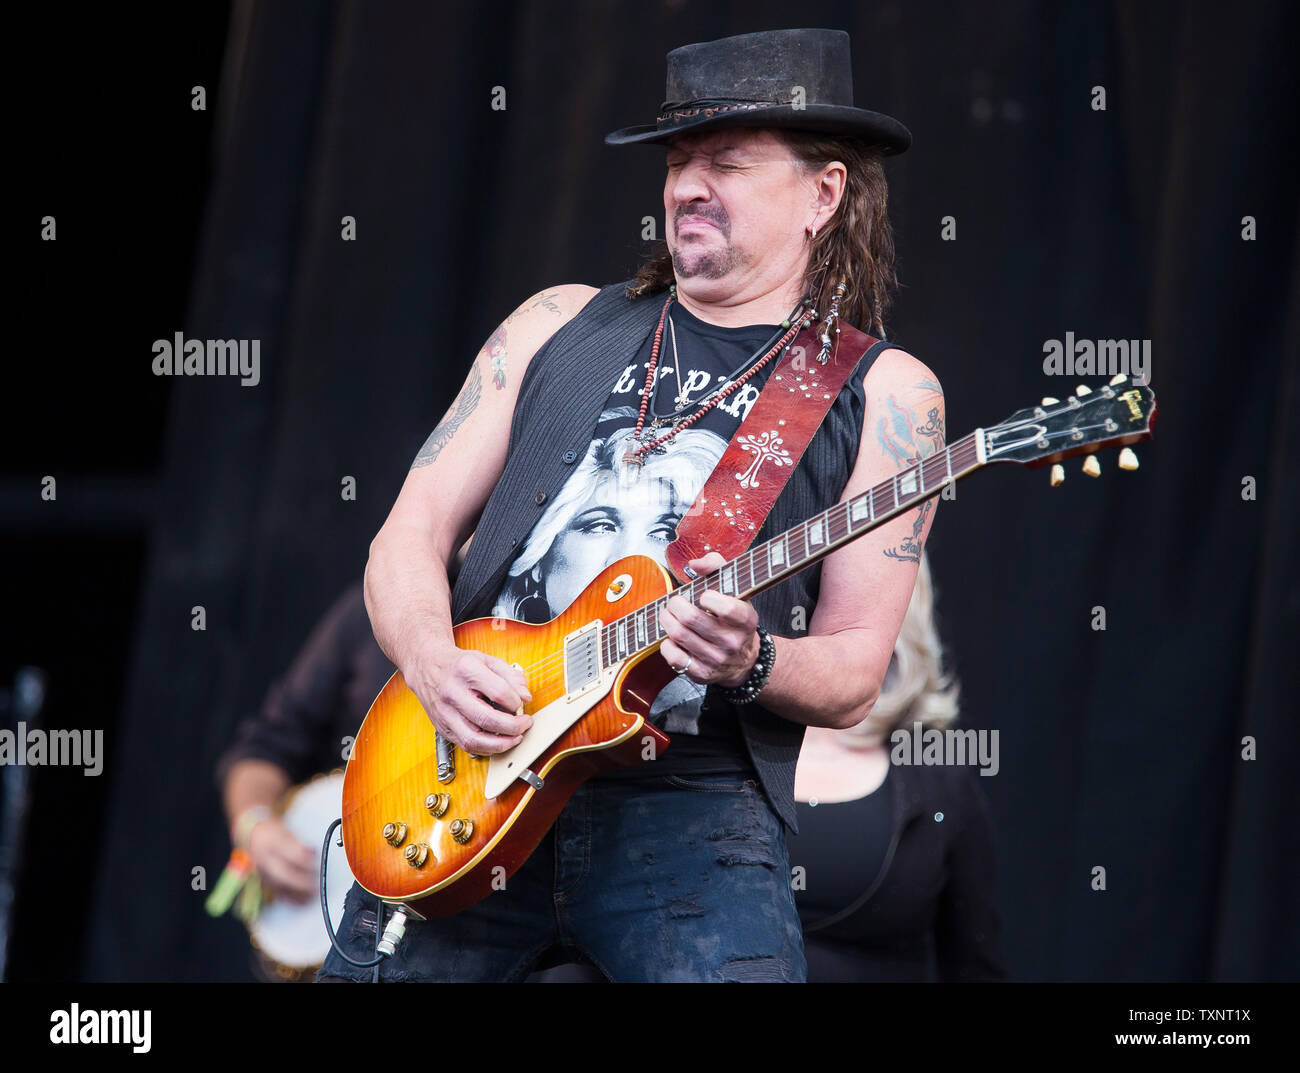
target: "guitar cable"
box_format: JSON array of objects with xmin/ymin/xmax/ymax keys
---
[{"xmin": 322, "ymin": 818, "xmax": 410, "ymax": 979}]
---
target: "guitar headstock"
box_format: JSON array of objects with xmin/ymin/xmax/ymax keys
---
[{"xmin": 983, "ymin": 375, "xmax": 1156, "ymax": 483}]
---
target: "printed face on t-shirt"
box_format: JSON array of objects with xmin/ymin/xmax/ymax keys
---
[
  {"xmin": 492, "ymin": 415, "xmax": 727, "ymax": 624},
  {"xmin": 543, "ymin": 469, "xmax": 685, "ymax": 613}
]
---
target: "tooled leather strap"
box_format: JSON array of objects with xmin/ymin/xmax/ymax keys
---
[{"xmin": 665, "ymin": 321, "xmax": 890, "ymax": 583}]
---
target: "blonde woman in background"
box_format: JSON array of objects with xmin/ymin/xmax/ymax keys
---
[{"xmin": 789, "ymin": 552, "xmax": 1007, "ymax": 982}]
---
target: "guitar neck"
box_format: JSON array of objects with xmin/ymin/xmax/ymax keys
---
[{"xmin": 600, "ymin": 429, "xmax": 987, "ymax": 668}]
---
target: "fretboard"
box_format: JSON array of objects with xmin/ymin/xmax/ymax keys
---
[{"xmin": 599, "ymin": 430, "xmax": 985, "ymax": 669}]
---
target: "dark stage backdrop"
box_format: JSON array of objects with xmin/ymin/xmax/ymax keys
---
[{"xmin": 6, "ymin": 1, "xmax": 1294, "ymax": 982}]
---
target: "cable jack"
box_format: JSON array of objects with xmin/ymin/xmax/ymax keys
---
[{"xmin": 376, "ymin": 906, "xmax": 409, "ymax": 957}]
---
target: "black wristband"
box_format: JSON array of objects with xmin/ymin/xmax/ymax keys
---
[{"xmin": 717, "ymin": 626, "xmax": 775, "ymax": 705}]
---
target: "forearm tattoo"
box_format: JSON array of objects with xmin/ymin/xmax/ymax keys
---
[{"xmin": 877, "ymin": 382, "xmax": 946, "ymax": 563}]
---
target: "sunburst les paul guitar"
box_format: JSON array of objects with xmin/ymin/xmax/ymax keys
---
[{"xmin": 342, "ymin": 379, "xmax": 1157, "ymax": 917}]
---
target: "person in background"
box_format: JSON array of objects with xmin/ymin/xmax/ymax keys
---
[
  {"xmin": 216, "ymin": 581, "xmax": 393, "ymax": 906},
  {"xmin": 789, "ymin": 552, "xmax": 1006, "ymax": 981}
]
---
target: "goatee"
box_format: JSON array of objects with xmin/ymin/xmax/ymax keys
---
[{"xmin": 670, "ymin": 244, "xmax": 740, "ymax": 280}]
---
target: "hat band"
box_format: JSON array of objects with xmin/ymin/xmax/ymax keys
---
[{"xmin": 655, "ymin": 97, "xmax": 795, "ymax": 128}]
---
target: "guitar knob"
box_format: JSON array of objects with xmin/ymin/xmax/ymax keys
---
[
  {"xmin": 1050, "ymin": 464, "xmax": 1065, "ymax": 487},
  {"xmin": 1118, "ymin": 447, "xmax": 1139, "ymax": 470},
  {"xmin": 1082, "ymin": 455, "xmax": 1101, "ymax": 477},
  {"xmin": 425, "ymin": 793, "xmax": 450, "ymax": 817},
  {"xmin": 404, "ymin": 842, "xmax": 429, "ymax": 869},
  {"xmin": 450, "ymin": 819, "xmax": 475, "ymax": 845},
  {"xmin": 382, "ymin": 821, "xmax": 408, "ymax": 847}
]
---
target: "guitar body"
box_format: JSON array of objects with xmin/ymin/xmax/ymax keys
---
[{"xmin": 342, "ymin": 555, "xmax": 675, "ymax": 917}]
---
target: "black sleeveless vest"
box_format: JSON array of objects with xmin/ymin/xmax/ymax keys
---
[{"xmin": 450, "ymin": 281, "xmax": 886, "ymax": 833}]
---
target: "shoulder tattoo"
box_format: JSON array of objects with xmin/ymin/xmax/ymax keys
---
[
  {"xmin": 486, "ymin": 289, "xmax": 565, "ymax": 392},
  {"xmin": 875, "ymin": 380, "xmax": 945, "ymax": 563}
]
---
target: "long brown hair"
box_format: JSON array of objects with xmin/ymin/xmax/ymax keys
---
[{"xmin": 625, "ymin": 130, "xmax": 899, "ymax": 336}]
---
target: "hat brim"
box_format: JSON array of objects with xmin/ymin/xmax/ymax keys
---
[{"xmin": 604, "ymin": 104, "xmax": 910, "ymax": 154}]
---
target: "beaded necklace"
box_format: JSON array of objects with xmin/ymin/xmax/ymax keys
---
[{"xmin": 623, "ymin": 286, "xmax": 817, "ymax": 468}]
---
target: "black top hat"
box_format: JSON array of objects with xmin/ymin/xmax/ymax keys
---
[{"xmin": 605, "ymin": 28, "xmax": 910, "ymax": 154}]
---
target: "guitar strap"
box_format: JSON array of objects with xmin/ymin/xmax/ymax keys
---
[{"xmin": 665, "ymin": 322, "xmax": 894, "ymax": 582}]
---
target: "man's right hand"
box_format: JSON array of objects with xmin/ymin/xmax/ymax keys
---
[{"xmin": 407, "ymin": 644, "xmax": 534, "ymax": 755}]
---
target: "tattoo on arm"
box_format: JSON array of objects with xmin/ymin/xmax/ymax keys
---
[
  {"xmin": 487, "ymin": 326, "xmax": 507, "ymax": 390},
  {"xmin": 883, "ymin": 500, "xmax": 932, "ymax": 563},
  {"xmin": 875, "ymin": 387, "xmax": 945, "ymax": 563},
  {"xmin": 411, "ymin": 364, "xmax": 482, "ymax": 469},
  {"xmin": 485, "ymin": 289, "xmax": 564, "ymax": 392}
]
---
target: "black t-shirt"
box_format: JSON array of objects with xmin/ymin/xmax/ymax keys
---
[
  {"xmin": 489, "ymin": 298, "xmax": 790, "ymax": 775},
  {"xmin": 789, "ymin": 769, "xmax": 895, "ymax": 925}
]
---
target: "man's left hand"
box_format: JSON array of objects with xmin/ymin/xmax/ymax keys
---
[{"xmin": 659, "ymin": 553, "xmax": 760, "ymax": 688}]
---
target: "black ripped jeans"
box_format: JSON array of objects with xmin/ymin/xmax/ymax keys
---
[{"xmin": 318, "ymin": 771, "xmax": 806, "ymax": 982}]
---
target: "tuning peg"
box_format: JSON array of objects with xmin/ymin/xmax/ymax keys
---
[
  {"xmin": 1050, "ymin": 464, "xmax": 1065, "ymax": 487},
  {"xmin": 1082, "ymin": 455, "xmax": 1101, "ymax": 477},
  {"xmin": 1118, "ymin": 447, "xmax": 1139, "ymax": 471},
  {"xmin": 1109, "ymin": 373, "xmax": 1128, "ymax": 386},
  {"xmin": 1041, "ymin": 396, "xmax": 1059, "ymax": 405},
  {"xmin": 1076, "ymin": 384, "xmax": 1092, "ymax": 396}
]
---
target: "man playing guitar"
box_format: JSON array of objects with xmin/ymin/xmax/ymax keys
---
[{"xmin": 320, "ymin": 28, "xmax": 941, "ymax": 983}]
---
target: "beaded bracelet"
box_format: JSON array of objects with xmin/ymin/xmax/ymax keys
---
[{"xmin": 717, "ymin": 626, "xmax": 776, "ymax": 705}]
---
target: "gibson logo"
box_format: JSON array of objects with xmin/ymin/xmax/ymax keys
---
[{"xmin": 1120, "ymin": 389, "xmax": 1145, "ymax": 422}]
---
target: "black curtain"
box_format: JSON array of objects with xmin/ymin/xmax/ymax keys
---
[{"xmin": 7, "ymin": 0, "xmax": 1294, "ymax": 983}]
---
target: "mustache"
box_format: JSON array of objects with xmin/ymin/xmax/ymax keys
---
[{"xmin": 674, "ymin": 207, "xmax": 729, "ymax": 233}]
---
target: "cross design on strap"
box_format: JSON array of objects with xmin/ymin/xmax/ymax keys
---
[{"xmin": 734, "ymin": 431, "xmax": 793, "ymax": 489}]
